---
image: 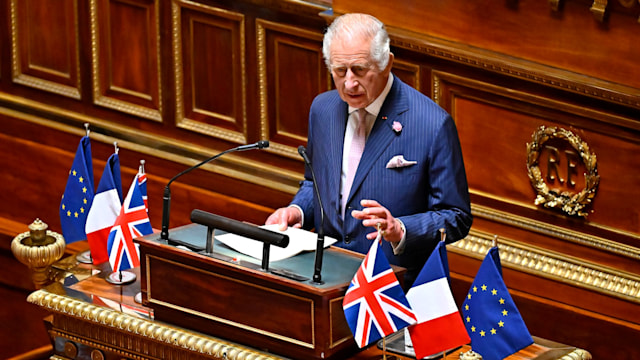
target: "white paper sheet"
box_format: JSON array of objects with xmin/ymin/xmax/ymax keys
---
[{"xmin": 215, "ymin": 224, "xmax": 337, "ymax": 262}]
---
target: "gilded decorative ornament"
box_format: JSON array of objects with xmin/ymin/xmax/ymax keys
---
[
  {"xmin": 11, "ymin": 219, "xmax": 66, "ymax": 288},
  {"xmin": 526, "ymin": 126, "xmax": 599, "ymax": 217}
]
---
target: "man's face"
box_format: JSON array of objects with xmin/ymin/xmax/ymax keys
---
[{"xmin": 329, "ymin": 35, "xmax": 391, "ymax": 109}]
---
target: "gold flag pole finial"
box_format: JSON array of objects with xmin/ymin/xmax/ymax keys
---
[
  {"xmin": 113, "ymin": 141, "xmax": 119, "ymax": 154},
  {"xmin": 492, "ymin": 234, "xmax": 499, "ymax": 248},
  {"xmin": 84, "ymin": 123, "xmax": 90, "ymax": 137},
  {"xmin": 139, "ymin": 159, "xmax": 146, "ymax": 173},
  {"xmin": 439, "ymin": 228, "xmax": 446, "ymax": 242}
]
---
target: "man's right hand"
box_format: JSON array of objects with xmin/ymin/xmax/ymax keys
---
[{"xmin": 265, "ymin": 206, "xmax": 303, "ymax": 231}]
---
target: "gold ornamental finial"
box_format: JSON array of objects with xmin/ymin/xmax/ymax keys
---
[
  {"xmin": 12, "ymin": 219, "xmax": 66, "ymax": 289},
  {"xmin": 459, "ymin": 349, "xmax": 483, "ymax": 360}
]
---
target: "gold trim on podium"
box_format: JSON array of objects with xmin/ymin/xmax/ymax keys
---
[{"xmin": 28, "ymin": 289, "xmax": 284, "ymax": 360}]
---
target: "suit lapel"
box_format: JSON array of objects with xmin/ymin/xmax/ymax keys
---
[{"xmin": 348, "ymin": 78, "xmax": 409, "ymax": 202}]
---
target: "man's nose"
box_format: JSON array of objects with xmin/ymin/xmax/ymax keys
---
[{"xmin": 344, "ymin": 69, "xmax": 359, "ymax": 89}]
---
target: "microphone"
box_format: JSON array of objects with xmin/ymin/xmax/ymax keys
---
[
  {"xmin": 161, "ymin": 140, "xmax": 269, "ymax": 241},
  {"xmin": 298, "ymin": 145, "xmax": 325, "ymax": 284}
]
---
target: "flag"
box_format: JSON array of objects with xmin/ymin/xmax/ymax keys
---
[
  {"xmin": 462, "ymin": 246, "xmax": 533, "ymax": 360},
  {"xmin": 107, "ymin": 174, "xmax": 153, "ymax": 272},
  {"xmin": 137, "ymin": 162, "xmax": 148, "ymax": 213},
  {"xmin": 85, "ymin": 153, "xmax": 123, "ymax": 265},
  {"xmin": 59, "ymin": 135, "xmax": 95, "ymax": 243},
  {"xmin": 342, "ymin": 241, "xmax": 416, "ymax": 348},
  {"xmin": 406, "ymin": 241, "xmax": 470, "ymax": 358}
]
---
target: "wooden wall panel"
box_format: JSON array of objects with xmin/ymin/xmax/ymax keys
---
[
  {"xmin": 10, "ymin": 0, "xmax": 81, "ymax": 98},
  {"xmin": 391, "ymin": 59, "xmax": 421, "ymax": 93},
  {"xmin": 257, "ymin": 18, "xmax": 329, "ymax": 158},
  {"xmin": 174, "ymin": 1, "xmax": 246, "ymax": 143},
  {"xmin": 436, "ymin": 70, "xmax": 640, "ymax": 249},
  {"xmin": 438, "ymin": 74, "xmax": 640, "ymax": 235},
  {"xmin": 333, "ymin": 0, "xmax": 640, "ymax": 111},
  {"xmin": 92, "ymin": 0, "xmax": 161, "ymax": 121}
]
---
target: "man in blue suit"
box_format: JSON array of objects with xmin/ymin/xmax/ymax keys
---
[{"xmin": 266, "ymin": 13, "xmax": 472, "ymax": 288}]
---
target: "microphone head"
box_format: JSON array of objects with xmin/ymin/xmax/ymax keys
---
[
  {"xmin": 257, "ymin": 140, "xmax": 269, "ymax": 149},
  {"xmin": 298, "ymin": 145, "xmax": 306, "ymax": 156}
]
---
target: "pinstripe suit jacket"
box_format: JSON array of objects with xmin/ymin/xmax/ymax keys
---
[{"xmin": 291, "ymin": 76, "xmax": 472, "ymax": 287}]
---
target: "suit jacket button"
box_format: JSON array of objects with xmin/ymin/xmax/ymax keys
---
[{"xmin": 344, "ymin": 235, "xmax": 351, "ymax": 244}]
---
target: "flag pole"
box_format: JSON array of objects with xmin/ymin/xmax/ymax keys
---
[
  {"xmin": 382, "ymin": 336, "xmax": 387, "ymax": 360},
  {"xmin": 492, "ymin": 234, "xmax": 499, "ymax": 248},
  {"xmin": 75, "ymin": 122, "xmax": 94, "ymax": 264},
  {"xmin": 439, "ymin": 227, "xmax": 446, "ymax": 242}
]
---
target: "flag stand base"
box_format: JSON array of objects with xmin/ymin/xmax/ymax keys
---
[
  {"xmin": 105, "ymin": 270, "xmax": 136, "ymax": 285},
  {"xmin": 377, "ymin": 329, "xmax": 461, "ymax": 359},
  {"xmin": 75, "ymin": 250, "xmax": 92, "ymax": 264}
]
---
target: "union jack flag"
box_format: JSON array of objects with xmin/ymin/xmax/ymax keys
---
[
  {"xmin": 343, "ymin": 241, "xmax": 417, "ymax": 348},
  {"xmin": 107, "ymin": 174, "xmax": 153, "ymax": 272},
  {"xmin": 137, "ymin": 161, "xmax": 148, "ymax": 213}
]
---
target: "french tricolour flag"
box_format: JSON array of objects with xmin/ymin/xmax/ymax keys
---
[
  {"xmin": 85, "ymin": 153, "xmax": 123, "ymax": 265},
  {"xmin": 406, "ymin": 241, "xmax": 470, "ymax": 359}
]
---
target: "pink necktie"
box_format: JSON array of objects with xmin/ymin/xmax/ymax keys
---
[{"xmin": 342, "ymin": 109, "xmax": 367, "ymax": 218}]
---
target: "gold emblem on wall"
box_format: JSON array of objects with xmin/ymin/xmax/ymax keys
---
[{"xmin": 526, "ymin": 126, "xmax": 600, "ymax": 217}]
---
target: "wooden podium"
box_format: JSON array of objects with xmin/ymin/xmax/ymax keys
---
[{"xmin": 135, "ymin": 223, "xmax": 380, "ymax": 360}]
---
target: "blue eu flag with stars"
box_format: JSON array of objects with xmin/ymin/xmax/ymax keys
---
[
  {"xmin": 462, "ymin": 246, "xmax": 533, "ymax": 360},
  {"xmin": 59, "ymin": 136, "xmax": 95, "ymax": 243}
]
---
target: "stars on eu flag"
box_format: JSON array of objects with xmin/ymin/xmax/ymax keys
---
[
  {"xmin": 464, "ymin": 283, "xmax": 511, "ymax": 337},
  {"xmin": 61, "ymin": 168, "xmax": 91, "ymax": 218}
]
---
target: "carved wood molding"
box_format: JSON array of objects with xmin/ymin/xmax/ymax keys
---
[
  {"xmin": 590, "ymin": 0, "xmax": 609, "ymax": 21},
  {"xmin": 389, "ymin": 28, "xmax": 640, "ymax": 111},
  {"xmin": 28, "ymin": 289, "xmax": 282, "ymax": 360},
  {"xmin": 450, "ymin": 228, "xmax": 640, "ymax": 304},
  {"xmin": 0, "ymin": 96, "xmax": 302, "ymax": 195},
  {"xmin": 471, "ymin": 204, "xmax": 640, "ymax": 261},
  {"xmin": 549, "ymin": 0, "xmax": 640, "ymax": 22}
]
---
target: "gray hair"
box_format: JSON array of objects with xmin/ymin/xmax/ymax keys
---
[{"xmin": 322, "ymin": 13, "xmax": 390, "ymax": 72}]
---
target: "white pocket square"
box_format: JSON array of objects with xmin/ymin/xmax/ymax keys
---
[{"xmin": 385, "ymin": 155, "xmax": 417, "ymax": 169}]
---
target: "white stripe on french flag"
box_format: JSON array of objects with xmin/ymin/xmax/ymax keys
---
[
  {"xmin": 85, "ymin": 188, "xmax": 120, "ymax": 264},
  {"xmin": 407, "ymin": 277, "xmax": 458, "ymax": 321}
]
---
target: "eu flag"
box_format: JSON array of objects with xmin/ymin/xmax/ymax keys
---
[
  {"xmin": 59, "ymin": 136, "xmax": 95, "ymax": 243},
  {"xmin": 462, "ymin": 247, "xmax": 533, "ymax": 360}
]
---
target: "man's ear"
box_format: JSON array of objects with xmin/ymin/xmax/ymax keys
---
[{"xmin": 384, "ymin": 53, "xmax": 395, "ymax": 74}]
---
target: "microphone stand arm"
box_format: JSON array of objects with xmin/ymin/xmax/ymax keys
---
[{"xmin": 160, "ymin": 146, "xmax": 256, "ymax": 241}]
